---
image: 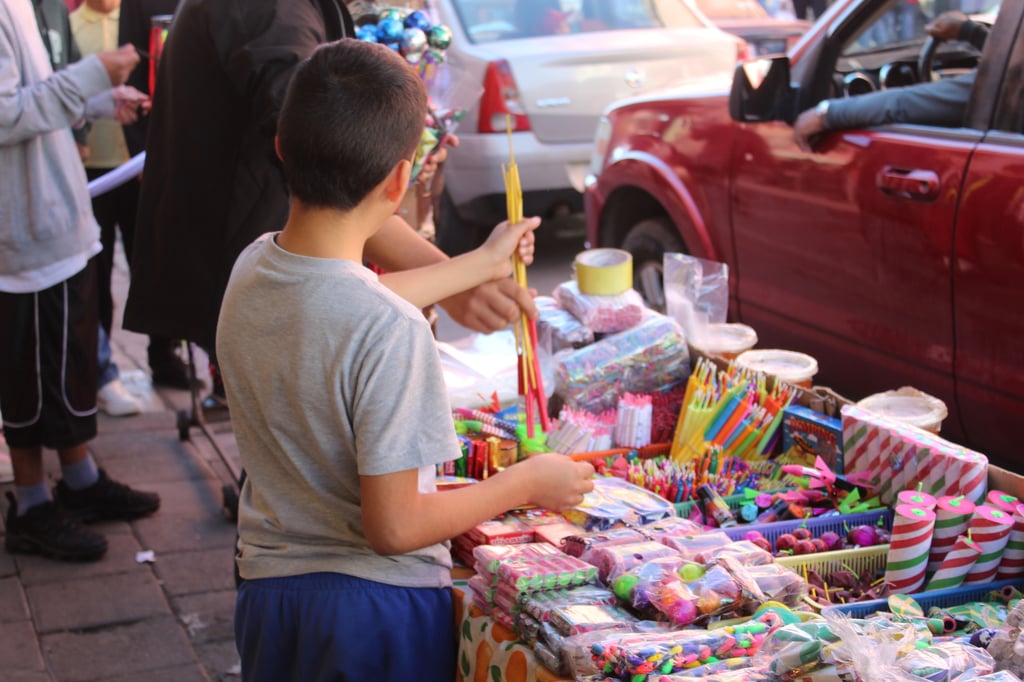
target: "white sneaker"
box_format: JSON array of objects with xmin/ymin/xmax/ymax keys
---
[{"xmin": 97, "ymin": 378, "xmax": 143, "ymax": 417}]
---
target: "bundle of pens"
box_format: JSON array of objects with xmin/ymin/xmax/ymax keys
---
[
  {"xmin": 612, "ymin": 449, "xmax": 771, "ymax": 504},
  {"xmin": 671, "ymin": 357, "xmax": 797, "ymax": 463},
  {"xmin": 504, "ymin": 118, "xmax": 549, "ymax": 437}
]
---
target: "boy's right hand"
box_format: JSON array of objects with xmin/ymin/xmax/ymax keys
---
[
  {"xmin": 518, "ymin": 453, "xmax": 595, "ymax": 512},
  {"xmin": 97, "ymin": 45, "xmax": 140, "ymax": 87}
]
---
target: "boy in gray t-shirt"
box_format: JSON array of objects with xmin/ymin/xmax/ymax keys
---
[{"xmin": 217, "ymin": 39, "xmax": 595, "ymax": 681}]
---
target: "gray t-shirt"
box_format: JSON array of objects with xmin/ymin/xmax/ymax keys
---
[{"xmin": 218, "ymin": 234, "xmax": 458, "ymax": 587}]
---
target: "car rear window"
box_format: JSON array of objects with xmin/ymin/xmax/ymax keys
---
[{"xmin": 453, "ymin": 0, "xmax": 707, "ymax": 43}]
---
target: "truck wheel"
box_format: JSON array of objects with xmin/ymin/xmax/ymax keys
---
[
  {"xmin": 435, "ymin": 189, "xmax": 485, "ymax": 256},
  {"xmin": 621, "ymin": 217, "xmax": 686, "ymax": 312}
]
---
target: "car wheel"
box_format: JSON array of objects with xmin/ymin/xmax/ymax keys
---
[
  {"xmin": 620, "ymin": 217, "xmax": 686, "ymax": 312},
  {"xmin": 435, "ymin": 189, "xmax": 485, "ymax": 256}
]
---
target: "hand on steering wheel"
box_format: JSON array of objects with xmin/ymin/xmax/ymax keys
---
[{"xmin": 919, "ymin": 10, "xmax": 967, "ymax": 82}]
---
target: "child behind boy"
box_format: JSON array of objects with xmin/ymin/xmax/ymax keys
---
[{"xmin": 217, "ymin": 38, "xmax": 596, "ymax": 681}]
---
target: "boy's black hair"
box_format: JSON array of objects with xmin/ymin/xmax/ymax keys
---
[{"xmin": 277, "ymin": 38, "xmax": 427, "ymax": 211}]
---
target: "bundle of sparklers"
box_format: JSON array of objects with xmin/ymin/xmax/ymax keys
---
[{"xmin": 504, "ymin": 118, "xmax": 549, "ymax": 437}]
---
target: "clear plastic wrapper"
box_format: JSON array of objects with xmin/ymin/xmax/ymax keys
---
[
  {"xmin": 664, "ymin": 254, "xmax": 729, "ymax": 345},
  {"xmin": 638, "ymin": 515, "xmax": 706, "ymax": 544},
  {"xmin": 744, "ymin": 562, "xmax": 808, "ymax": 606},
  {"xmin": 653, "ymin": 656, "xmax": 767, "ymax": 679},
  {"xmin": 496, "ymin": 554, "xmax": 599, "ymax": 592},
  {"xmin": 563, "ymin": 527, "xmax": 649, "ymax": 558},
  {"xmin": 610, "ymin": 555, "xmax": 689, "ymax": 611},
  {"xmin": 661, "ymin": 530, "xmax": 733, "ymax": 563},
  {"xmin": 548, "ymin": 602, "xmax": 640, "ymax": 637},
  {"xmin": 472, "ymin": 542, "xmax": 561, "ymax": 573},
  {"xmin": 521, "ymin": 585, "xmax": 619, "ymax": 622},
  {"xmin": 533, "ymin": 640, "xmax": 568, "ymax": 676},
  {"xmin": 536, "ymin": 295, "xmax": 595, "ymax": 354},
  {"xmin": 514, "ymin": 611, "xmax": 541, "ymax": 646},
  {"xmin": 553, "ymin": 280, "xmax": 645, "ymax": 334},
  {"xmin": 554, "ymin": 312, "xmax": 690, "ymax": 413},
  {"xmin": 580, "ymin": 540, "xmax": 680, "ymax": 583},
  {"xmin": 582, "ymin": 616, "xmax": 775, "ymax": 679},
  {"xmin": 563, "ymin": 476, "xmax": 677, "ymax": 531},
  {"xmin": 697, "ymin": 539, "xmax": 775, "ymax": 567},
  {"xmin": 896, "ymin": 640, "xmax": 995, "ymax": 681}
]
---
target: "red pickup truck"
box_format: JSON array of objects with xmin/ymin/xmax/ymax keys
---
[{"xmin": 584, "ymin": 0, "xmax": 1021, "ymax": 468}]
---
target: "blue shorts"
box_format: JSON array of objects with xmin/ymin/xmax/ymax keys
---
[{"xmin": 235, "ymin": 572, "xmax": 455, "ymax": 682}]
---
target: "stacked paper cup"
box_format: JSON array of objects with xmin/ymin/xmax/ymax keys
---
[
  {"xmin": 885, "ymin": 504, "xmax": 936, "ymax": 594},
  {"xmin": 925, "ymin": 534, "xmax": 981, "ymax": 591},
  {"xmin": 987, "ymin": 490, "xmax": 1021, "ymax": 514},
  {"xmin": 996, "ymin": 502, "xmax": 1024, "ymax": 580},
  {"xmin": 964, "ymin": 505, "xmax": 1014, "ymax": 585},
  {"xmin": 898, "ymin": 489, "xmax": 937, "ymax": 510},
  {"xmin": 927, "ymin": 496, "xmax": 976, "ymax": 573}
]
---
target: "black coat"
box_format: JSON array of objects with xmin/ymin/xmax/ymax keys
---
[{"xmin": 123, "ymin": 0, "xmax": 353, "ymax": 350}]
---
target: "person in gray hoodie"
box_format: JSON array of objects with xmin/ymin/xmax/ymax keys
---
[{"xmin": 0, "ymin": 0, "xmax": 161, "ymax": 562}]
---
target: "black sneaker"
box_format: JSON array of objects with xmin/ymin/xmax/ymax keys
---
[
  {"xmin": 54, "ymin": 469, "xmax": 161, "ymax": 523},
  {"xmin": 4, "ymin": 492, "xmax": 108, "ymax": 562}
]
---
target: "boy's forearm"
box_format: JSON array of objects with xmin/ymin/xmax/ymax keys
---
[
  {"xmin": 379, "ymin": 250, "xmax": 500, "ymax": 309},
  {"xmin": 366, "ymin": 214, "xmax": 447, "ymax": 272},
  {"xmin": 364, "ymin": 467, "xmax": 530, "ymax": 556}
]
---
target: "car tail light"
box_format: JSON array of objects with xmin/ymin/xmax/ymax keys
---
[
  {"xmin": 588, "ymin": 117, "xmax": 612, "ymax": 179},
  {"xmin": 736, "ymin": 38, "xmax": 752, "ymax": 63},
  {"xmin": 477, "ymin": 60, "xmax": 531, "ymax": 133}
]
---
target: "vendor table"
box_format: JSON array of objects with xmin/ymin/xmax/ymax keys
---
[{"xmin": 453, "ymin": 581, "xmax": 570, "ymax": 682}]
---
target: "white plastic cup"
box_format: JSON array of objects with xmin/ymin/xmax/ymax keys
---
[
  {"xmin": 857, "ymin": 387, "xmax": 948, "ymax": 434},
  {"xmin": 734, "ymin": 349, "xmax": 819, "ymax": 388},
  {"xmin": 690, "ymin": 323, "xmax": 758, "ymax": 361}
]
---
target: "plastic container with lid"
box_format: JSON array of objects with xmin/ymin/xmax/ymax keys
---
[
  {"xmin": 690, "ymin": 323, "xmax": 758, "ymax": 360},
  {"xmin": 856, "ymin": 387, "xmax": 948, "ymax": 434},
  {"xmin": 734, "ymin": 349, "xmax": 819, "ymax": 389}
]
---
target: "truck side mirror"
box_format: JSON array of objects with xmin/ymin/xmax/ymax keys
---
[{"xmin": 728, "ymin": 56, "xmax": 797, "ymax": 123}]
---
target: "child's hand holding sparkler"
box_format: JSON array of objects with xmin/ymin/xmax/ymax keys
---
[{"xmin": 478, "ymin": 216, "xmax": 540, "ymax": 280}]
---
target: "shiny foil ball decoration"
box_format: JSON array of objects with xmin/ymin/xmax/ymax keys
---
[
  {"xmin": 401, "ymin": 28, "xmax": 427, "ymax": 62},
  {"xmin": 426, "ymin": 24, "xmax": 453, "ymax": 50},
  {"xmin": 404, "ymin": 9, "xmax": 432, "ymax": 32},
  {"xmin": 376, "ymin": 17, "xmax": 404, "ymax": 44},
  {"xmin": 355, "ymin": 24, "xmax": 378, "ymax": 43},
  {"xmin": 377, "ymin": 8, "xmax": 404, "ymax": 23}
]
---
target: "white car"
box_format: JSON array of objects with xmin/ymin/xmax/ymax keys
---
[{"xmin": 429, "ymin": 0, "xmax": 744, "ymax": 253}]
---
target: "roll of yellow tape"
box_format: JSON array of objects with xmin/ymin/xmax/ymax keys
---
[{"xmin": 575, "ymin": 248, "xmax": 633, "ymax": 296}]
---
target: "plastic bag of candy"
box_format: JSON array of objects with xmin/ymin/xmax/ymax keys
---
[
  {"xmin": 554, "ymin": 311, "xmax": 690, "ymax": 413},
  {"xmin": 536, "ymin": 296, "xmax": 595, "ymax": 355}
]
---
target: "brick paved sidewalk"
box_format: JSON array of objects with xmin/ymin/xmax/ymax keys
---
[{"xmin": 0, "ymin": 242, "xmax": 242, "ymax": 681}]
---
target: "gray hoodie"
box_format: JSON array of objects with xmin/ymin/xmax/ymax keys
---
[{"xmin": 0, "ymin": 0, "xmax": 111, "ymax": 291}]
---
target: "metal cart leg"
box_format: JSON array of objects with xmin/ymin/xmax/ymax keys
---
[{"xmin": 175, "ymin": 342, "xmax": 241, "ymax": 521}]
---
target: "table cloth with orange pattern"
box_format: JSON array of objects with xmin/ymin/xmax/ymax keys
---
[{"xmin": 453, "ymin": 581, "xmax": 571, "ymax": 682}]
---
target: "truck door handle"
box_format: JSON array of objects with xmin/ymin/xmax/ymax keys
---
[{"xmin": 877, "ymin": 167, "xmax": 940, "ymax": 201}]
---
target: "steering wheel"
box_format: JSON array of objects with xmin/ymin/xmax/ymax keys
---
[{"xmin": 917, "ymin": 35, "xmax": 941, "ymax": 83}]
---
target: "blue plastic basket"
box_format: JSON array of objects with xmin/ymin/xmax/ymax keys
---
[
  {"xmin": 824, "ymin": 578, "xmax": 1024, "ymax": 618},
  {"xmin": 721, "ymin": 508, "xmax": 895, "ymax": 552}
]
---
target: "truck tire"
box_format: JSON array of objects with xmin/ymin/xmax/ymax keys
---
[
  {"xmin": 435, "ymin": 189, "xmax": 485, "ymax": 256},
  {"xmin": 620, "ymin": 217, "xmax": 686, "ymax": 312}
]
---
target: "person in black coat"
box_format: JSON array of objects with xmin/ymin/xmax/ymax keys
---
[
  {"xmin": 124, "ymin": 0, "xmax": 539, "ymax": 402},
  {"xmin": 116, "ymin": 0, "xmax": 194, "ymax": 390}
]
